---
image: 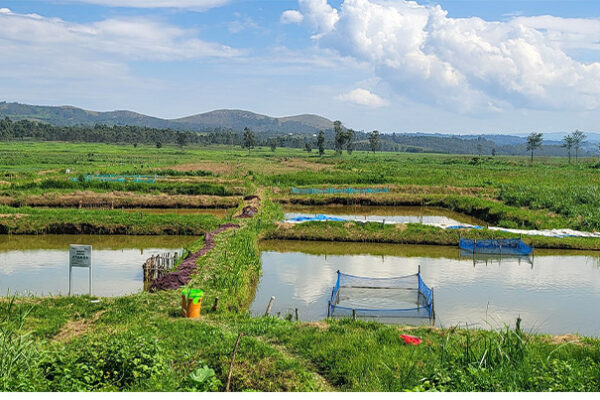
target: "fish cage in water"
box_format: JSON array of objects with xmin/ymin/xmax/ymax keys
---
[
  {"xmin": 459, "ymin": 238, "xmax": 533, "ymax": 256},
  {"xmin": 459, "ymin": 249, "xmax": 534, "ymax": 268},
  {"xmin": 328, "ymin": 268, "xmax": 435, "ymax": 323}
]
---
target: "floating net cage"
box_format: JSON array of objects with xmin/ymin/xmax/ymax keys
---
[
  {"xmin": 328, "ymin": 270, "xmax": 434, "ymax": 321},
  {"xmin": 458, "ymin": 249, "xmax": 534, "ymax": 267},
  {"xmin": 291, "ymin": 187, "xmax": 389, "ymax": 195},
  {"xmin": 459, "ymin": 238, "xmax": 533, "ymax": 256}
]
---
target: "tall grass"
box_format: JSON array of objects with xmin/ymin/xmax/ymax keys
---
[{"xmin": 0, "ymin": 297, "xmax": 43, "ymax": 391}]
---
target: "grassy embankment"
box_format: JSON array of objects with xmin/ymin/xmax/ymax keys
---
[{"xmin": 268, "ymin": 220, "xmax": 600, "ymax": 250}]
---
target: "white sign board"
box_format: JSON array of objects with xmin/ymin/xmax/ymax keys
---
[
  {"xmin": 69, "ymin": 245, "xmax": 92, "ymax": 295},
  {"xmin": 70, "ymin": 245, "xmax": 92, "ymax": 268}
]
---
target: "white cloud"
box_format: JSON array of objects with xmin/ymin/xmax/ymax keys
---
[
  {"xmin": 0, "ymin": 8, "xmax": 242, "ymax": 111},
  {"xmin": 0, "ymin": 9, "xmax": 241, "ymax": 61},
  {"xmin": 281, "ymin": 10, "xmax": 304, "ymax": 25},
  {"xmin": 65, "ymin": 1, "xmax": 230, "ymax": 11},
  {"xmin": 291, "ymin": 0, "xmax": 600, "ymax": 112},
  {"xmin": 298, "ymin": 0, "xmax": 339, "ymax": 38},
  {"xmin": 336, "ymin": 88, "xmax": 388, "ymax": 107}
]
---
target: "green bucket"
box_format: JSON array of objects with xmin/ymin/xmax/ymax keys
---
[{"xmin": 182, "ymin": 289, "xmax": 204, "ymax": 304}]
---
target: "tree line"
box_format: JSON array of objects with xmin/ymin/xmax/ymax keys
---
[
  {"xmin": 0, "ymin": 116, "xmax": 595, "ymax": 159},
  {"xmin": 526, "ymin": 130, "xmax": 589, "ymax": 163}
]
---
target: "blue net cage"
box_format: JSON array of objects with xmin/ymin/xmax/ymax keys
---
[
  {"xmin": 328, "ymin": 271, "xmax": 434, "ymax": 320},
  {"xmin": 459, "ymin": 238, "xmax": 533, "ymax": 255}
]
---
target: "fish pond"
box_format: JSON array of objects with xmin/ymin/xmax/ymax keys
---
[
  {"xmin": 283, "ymin": 204, "xmax": 483, "ymax": 226},
  {"xmin": 0, "ymin": 235, "xmax": 197, "ymax": 297},
  {"xmin": 252, "ymin": 240, "xmax": 600, "ymax": 336}
]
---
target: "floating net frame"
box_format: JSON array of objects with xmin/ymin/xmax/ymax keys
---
[
  {"xmin": 459, "ymin": 237, "xmax": 533, "ymax": 256},
  {"xmin": 327, "ymin": 267, "xmax": 435, "ymax": 323}
]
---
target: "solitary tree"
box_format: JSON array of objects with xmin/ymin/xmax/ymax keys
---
[
  {"xmin": 526, "ymin": 132, "xmax": 543, "ymax": 163},
  {"xmin": 491, "ymin": 148, "xmax": 496, "ymax": 157},
  {"xmin": 346, "ymin": 129, "xmax": 355, "ymax": 155},
  {"xmin": 562, "ymin": 134, "xmax": 575, "ymax": 164},
  {"xmin": 368, "ymin": 130, "xmax": 380, "ymax": 154},
  {"xmin": 317, "ymin": 130, "xmax": 325, "ymax": 156},
  {"xmin": 268, "ymin": 138, "xmax": 277, "ymax": 152},
  {"xmin": 333, "ymin": 121, "xmax": 345, "ymax": 155},
  {"xmin": 571, "ymin": 130, "xmax": 586, "ymax": 162},
  {"xmin": 304, "ymin": 142, "xmax": 312, "ymax": 153},
  {"xmin": 176, "ymin": 131, "xmax": 188, "ymax": 148},
  {"xmin": 155, "ymin": 141, "xmax": 162, "ymax": 149},
  {"xmin": 242, "ymin": 126, "xmax": 255, "ymax": 154}
]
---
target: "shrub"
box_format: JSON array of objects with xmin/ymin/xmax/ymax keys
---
[{"xmin": 41, "ymin": 332, "xmax": 169, "ymax": 391}]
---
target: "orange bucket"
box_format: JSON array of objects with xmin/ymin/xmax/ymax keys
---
[{"xmin": 181, "ymin": 289, "xmax": 204, "ymax": 318}]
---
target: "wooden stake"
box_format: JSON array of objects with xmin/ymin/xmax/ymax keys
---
[
  {"xmin": 264, "ymin": 296, "xmax": 275, "ymax": 316},
  {"xmin": 225, "ymin": 333, "xmax": 243, "ymax": 392},
  {"xmin": 295, "ymin": 308, "xmax": 299, "ymax": 321}
]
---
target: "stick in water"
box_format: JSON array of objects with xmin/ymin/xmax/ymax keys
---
[{"xmin": 264, "ymin": 296, "xmax": 275, "ymax": 316}]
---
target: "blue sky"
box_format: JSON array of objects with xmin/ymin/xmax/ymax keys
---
[{"xmin": 1, "ymin": 0, "xmax": 599, "ymax": 134}]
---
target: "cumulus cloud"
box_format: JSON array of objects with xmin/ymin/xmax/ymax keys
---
[
  {"xmin": 281, "ymin": 10, "xmax": 304, "ymax": 25},
  {"xmin": 65, "ymin": 1, "xmax": 230, "ymax": 11},
  {"xmin": 298, "ymin": 0, "xmax": 339, "ymax": 38},
  {"xmin": 336, "ymin": 88, "xmax": 387, "ymax": 107},
  {"xmin": 289, "ymin": 0, "xmax": 600, "ymax": 112}
]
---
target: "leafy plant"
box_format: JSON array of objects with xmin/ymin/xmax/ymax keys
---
[{"xmin": 185, "ymin": 363, "xmax": 222, "ymax": 392}]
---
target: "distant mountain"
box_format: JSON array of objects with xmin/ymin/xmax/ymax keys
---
[
  {"xmin": 0, "ymin": 102, "xmax": 174, "ymax": 129},
  {"xmin": 174, "ymin": 109, "xmax": 333, "ymax": 133},
  {"xmin": 0, "ymin": 102, "xmax": 334, "ymax": 134}
]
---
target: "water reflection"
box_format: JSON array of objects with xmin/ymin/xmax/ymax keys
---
[
  {"xmin": 0, "ymin": 235, "xmax": 198, "ymax": 297},
  {"xmin": 252, "ymin": 240, "xmax": 600, "ymax": 336}
]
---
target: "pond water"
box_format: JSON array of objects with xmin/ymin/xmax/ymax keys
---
[
  {"xmin": 252, "ymin": 240, "xmax": 600, "ymax": 336},
  {"xmin": 0, "ymin": 235, "xmax": 198, "ymax": 297},
  {"xmin": 283, "ymin": 205, "xmax": 483, "ymax": 226}
]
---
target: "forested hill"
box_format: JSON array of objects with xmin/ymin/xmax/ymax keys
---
[{"xmin": 0, "ymin": 102, "xmax": 333, "ymax": 134}]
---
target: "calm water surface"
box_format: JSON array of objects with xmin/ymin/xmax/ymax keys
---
[
  {"xmin": 283, "ymin": 205, "xmax": 483, "ymax": 226},
  {"xmin": 0, "ymin": 235, "xmax": 198, "ymax": 297},
  {"xmin": 252, "ymin": 240, "xmax": 600, "ymax": 336}
]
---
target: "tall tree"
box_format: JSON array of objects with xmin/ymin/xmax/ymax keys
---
[
  {"xmin": 176, "ymin": 131, "xmax": 188, "ymax": 148},
  {"xmin": 317, "ymin": 130, "xmax": 325, "ymax": 156},
  {"xmin": 562, "ymin": 134, "xmax": 575, "ymax": 164},
  {"xmin": 333, "ymin": 121, "xmax": 345, "ymax": 155},
  {"xmin": 242, "ymin": 126, "xmax": 255, "ymax": 154},
  {"xmin": 526, "ymin": 132, "xmax": 543, "ymax": 163},
  {"xmin": 346, "ymin": 129, "xmax": 355, "ymax": 155},
  {"xmin": 368, "ymin": 130, "xmax": 380, "ymax": 154},
  {"xmin": 268, "ymin": 138, "xmax": 277, "ymax": 152},
  {"xmin": 571, "ymin": 130, "xmax": 586, "ymax": 162}
]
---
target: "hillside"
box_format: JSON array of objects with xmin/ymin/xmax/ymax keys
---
[
  {"xmin": 174, "ymin": 109, "xmax": 333, "ymax": 133},
  {"xmin": 0, "ymin": 102, "xmax": 333, "ymax": 134}
]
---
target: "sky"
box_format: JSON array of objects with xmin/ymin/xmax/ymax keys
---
[{"xmin": 0, "ymin": 0, "xmax": 599, "ymax": 134}]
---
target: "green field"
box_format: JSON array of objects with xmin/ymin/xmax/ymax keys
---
[{"xmin": 2, "ymin": 142, "xmax": 600, "ymax": 392}]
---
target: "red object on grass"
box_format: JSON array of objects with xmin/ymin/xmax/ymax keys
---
[{"xmin": 400, "ymin": 335, "xmax": 422, "ymax": 346}]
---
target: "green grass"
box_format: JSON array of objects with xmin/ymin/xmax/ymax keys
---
[{"xmin": 0, "ymin": 206, "xmax": 220, "ymax": 235}]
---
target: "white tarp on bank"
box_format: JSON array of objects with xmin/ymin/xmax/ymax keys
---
[{"xmin": 283, "ymin": 214, "xmax": 600, "ymax": 238}]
